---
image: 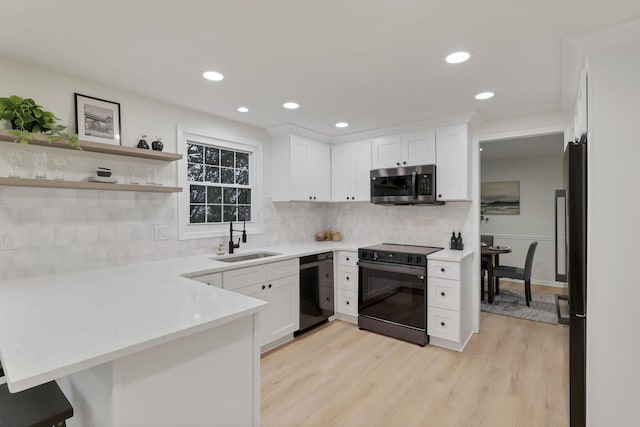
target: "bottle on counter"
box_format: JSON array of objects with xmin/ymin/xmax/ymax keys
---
[
  {"xmin": 457, "ymin": 232, "xmax": 463, "ymax": 250},
  {"xmin": 450, "ymin": 232, "xmax": 456, "ymax": 250}
]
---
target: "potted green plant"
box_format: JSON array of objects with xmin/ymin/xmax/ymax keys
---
[{"xmin": 0, "ymin": 95, "xmax": 81, "ymax": 149}]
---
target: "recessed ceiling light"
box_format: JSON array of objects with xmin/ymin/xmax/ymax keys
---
[
  {"xmin": 237, "ymin": 106, "xmax": 249, "ymax": 113},
  {"xmin": 475, "ymin": 91, "xmax": 495, "ymax": 100},
  {"xmin": 479, "ymin": 148, "xmax": 484, "ymax": 152},
  {"xmin": 203, "ymin": 71, "xmax": 224, "ymax": 81},
  {"xmin": 335, "ymin": 122, "xmax": 349, "ymax": 128},
  {"xmin": 445, "ymin": 51, "xmax": 471, "ymax": 64},
  {"xmin": 283, "ymin": 102, "xmax": 300, "ymax": 110}
]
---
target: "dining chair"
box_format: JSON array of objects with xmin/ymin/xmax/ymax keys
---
[
  {"xmin": 0, "ymin": 362, "xmax": 74, "ymax": 426},
  {"xmin": 480, "ymin": 235, "xmax": 494, "ymax": 300},
  {"xmin": 492, "ymin": 241, "xmax": 538, "ymax": 307}
]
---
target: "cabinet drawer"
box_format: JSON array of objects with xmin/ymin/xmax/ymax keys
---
[
  {"xmin": 223, "ymin": 265, "xmax": 265, "ymax": 291},
  {"xmin": 428, "ymin": 260, "xmax": 460, "ymax": 281},
  {"xmin": 266, "ymin": 259, "xmax": 299, "ymax": 281},
  {"xmin": 337, "ymin": 289, "xmax": 357, "ymax": 316},
  {"xmin": 428, "ymin": 307, "xmax": 460, "ymax": 342},
  {"xmin": 339, "ymin": 266, "xmax": 358, "ymax": 292},
  {"xmin": 428, "ymin": 277, "xmax": 460, "ymax": 311},
  {"xmin": 338, "ymin": 252, "xmax": 358, "ymax": 267}
]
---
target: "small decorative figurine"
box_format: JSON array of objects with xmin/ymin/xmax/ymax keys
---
[
  {"xmin": 152, "ymin": 137, "xmax": 163, "ymax": 151},
  {"xmin": 137, "ymin": 134, "xmax": 149, "ymax": 149}
]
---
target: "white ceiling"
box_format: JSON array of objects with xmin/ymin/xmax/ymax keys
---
[
  {"xmin": 480, "ymin": 133, "xmax": 564, "ymax": 160},
  {"xmin": 1, "ymin": 1, "xmax": 640, "ymax": 137}
]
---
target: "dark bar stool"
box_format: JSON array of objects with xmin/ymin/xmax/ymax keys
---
[{"xmin": 0, "ymin": 363, "xmax": 73, "ymax": 427}]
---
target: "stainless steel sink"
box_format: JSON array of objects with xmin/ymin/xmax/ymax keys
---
[{"xmin": 211, "ymin": 251, "xmax": 281, "ymax": 263}]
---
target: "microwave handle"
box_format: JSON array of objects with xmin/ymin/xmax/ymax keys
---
[{"xmin": 411, "ymin": 170, "xmax": 417, "ymax": 200}]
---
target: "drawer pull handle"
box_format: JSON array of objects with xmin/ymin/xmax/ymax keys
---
[
  {"xmin": 440, "ymin": 321, "xmax": 445, "ymax": 327},
  {"xmin": 440, "ymin": 292, "xmax": 445, "ymax": 296}
]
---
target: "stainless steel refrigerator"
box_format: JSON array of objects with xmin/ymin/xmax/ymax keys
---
[{"xmin": 557, "ymin": 134, "xmax": 587, "ymax": 427}]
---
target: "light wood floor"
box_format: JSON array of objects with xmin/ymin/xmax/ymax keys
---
[{"xmin": 261, "ymin": 283, "xmax": 569, "ymax": 427}]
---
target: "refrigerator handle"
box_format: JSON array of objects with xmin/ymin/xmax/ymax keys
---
[{"xmin": 555, "ymin": 189, "xmax": 567, "ymax": 282}]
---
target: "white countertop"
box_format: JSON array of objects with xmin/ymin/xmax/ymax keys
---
[{"xmin": 0, "ymin": 240, "xmax": 474, "ymax": 392}]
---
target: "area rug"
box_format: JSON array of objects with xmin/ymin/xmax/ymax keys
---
[{"xmin": 481, "ymin": 288, "xmax": 558, "ymax": 325}]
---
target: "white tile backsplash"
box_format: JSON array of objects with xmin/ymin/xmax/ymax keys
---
[{"xmin": 0, "ymin": 187, "xmax": 472, "ymax": 279}]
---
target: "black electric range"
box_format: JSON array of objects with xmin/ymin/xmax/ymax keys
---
[{"xmin": 357, "ymin": 243, "xmax": 443, "ymax": 346}]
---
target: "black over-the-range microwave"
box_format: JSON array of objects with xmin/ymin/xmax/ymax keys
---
[{"xmin": 370, "ymin": 164, "xmax": 442, "ymax": 205}]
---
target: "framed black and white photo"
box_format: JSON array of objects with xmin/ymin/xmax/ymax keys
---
[{"xmin": 74, "ymin": 93, "xmax": 121, "ymax": 145}]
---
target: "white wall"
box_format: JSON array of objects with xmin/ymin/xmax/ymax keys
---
[
  {"xmin": 480, "ymin": 154, "xmax": 564, "ymax": 285},
  {"xmin": 0, "ymin": 58, "xmax": 330, "ymax": 279},
  {"xmin": 585, "ymin": 42, "xmax": 640, "ymax": 427}
]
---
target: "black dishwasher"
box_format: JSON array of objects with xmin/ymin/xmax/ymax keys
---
[{"xmin": 296, "ymin": 252, "xmax": 334, "ymax": 335}]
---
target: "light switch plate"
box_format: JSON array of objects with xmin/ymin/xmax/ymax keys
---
[{"xmin": 154, "ymin": 225, "xmax": 169, "ymax": 241}]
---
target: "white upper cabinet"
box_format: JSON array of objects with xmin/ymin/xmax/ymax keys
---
[
  {"xmin": 402, "ymin": 130, "xmax": 436, "ymax": 166},
  {"xmin": 435, "ymin": 124, "xmax": 470, "ymax": 201},
  {"xmin": 271, "ymin": 133, "xmax": 331, "ymax": 202},
  {"xmin": 371, "ymin": 130, "xmax": 435, "ymax": 169},
  {"xmin": 331, "ymin": 139, "xmax": 372, "ymax": 202},
  {"xmin": 371, "ymin": 135, "xmax": 402, "ymax": 168}
]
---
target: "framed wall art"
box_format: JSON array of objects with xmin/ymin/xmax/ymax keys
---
[
  {"xmin": 74, "ymin": 93, "xmax": 121, "ymax": 145},
  {"xmin": 481, "ymin": 180, "xmax": 520, "ymax": 215}
]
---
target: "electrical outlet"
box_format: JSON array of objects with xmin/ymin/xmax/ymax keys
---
[
  {"xmin": 154, "ymin": 225, "xmax": 169, "ymax": 241},
  {"xmin": 0, "ymin": 232, "xmax": 13, "ymax": 250}
]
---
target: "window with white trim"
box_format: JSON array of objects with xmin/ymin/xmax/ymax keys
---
[
  {"xmin": 178, "ymin": 127, "xmax": 262, "ymax": 240},
  {"xmin": 186, "ymin": 143, "xmax": 251, "ymax": 224}
]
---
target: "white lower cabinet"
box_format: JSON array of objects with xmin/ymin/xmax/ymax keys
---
[
  {"xmin": 223, "ymin": 259, "xmax": 300, "ymax": 350},
  {"xmin": 335, "ymin": 251, "xmax": 359, "ymax": 323},
  {"xmin": 427, "ymin": 252, "xmax": 473, "ymax": 351}
]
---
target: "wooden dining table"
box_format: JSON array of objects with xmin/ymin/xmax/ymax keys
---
[{"xmin": 481, "ymin": 245, "xmax": 512, "ymax": 303}]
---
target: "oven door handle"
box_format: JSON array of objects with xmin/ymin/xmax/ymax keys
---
[
  {"xmin": 300, "ymin": 260, "xmax": 333, "ymax": 270},
  {"xmin": 359, "ymin": 260, "xmax": 425, "ymax": 277},
  {"xmin": 412, "ymin": 170, "xmax": 418, "ymax": 200}
]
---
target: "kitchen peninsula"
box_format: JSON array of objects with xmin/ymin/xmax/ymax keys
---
[{"xmin": 0, "ymin": 255, "xmax": 270, "ymax": 426}]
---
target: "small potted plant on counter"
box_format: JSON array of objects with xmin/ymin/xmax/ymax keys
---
[{"xmin": 0, "ymin": 95, "xmax": 81, "ymax": 149}]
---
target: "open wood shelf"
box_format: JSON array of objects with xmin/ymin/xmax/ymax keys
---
[
  {"xmin": 0, "ymin": 129, "xmax": 182, "ymax": 162},
  {"xmin": 0, "ymin": 177, "xmax": 182, "ymax": 193}
]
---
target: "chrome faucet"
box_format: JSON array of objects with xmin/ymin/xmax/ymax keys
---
[{"xmin": 228, "ymin": 221, "xmax": 247, "ymax": 254}]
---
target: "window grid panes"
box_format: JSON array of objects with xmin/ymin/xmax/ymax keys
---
[{"xmin": 187, "ymin": 142, "xmax": 251, "ymax": 224}]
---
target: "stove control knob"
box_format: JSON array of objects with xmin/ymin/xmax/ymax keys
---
[
  {"xmin": 416, "ymin": 256, "xmax": 422, "ymax": 264},
  {"xmin": 407, "ymin": 255, "xmax": 413, "ymax": 263},
  {"xmin": 360, "ymin": 252, "xmax": 367, "ymax": 259}
]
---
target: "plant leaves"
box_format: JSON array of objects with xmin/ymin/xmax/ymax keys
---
[{"xmin": 9, "ymin": 95, "xmax": 23, "ymax": 105}]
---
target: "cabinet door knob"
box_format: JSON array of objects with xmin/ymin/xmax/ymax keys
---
[
  {"xmin": 438, "ymin": 194, "xmax": 442, "ymax": 198},
  {"xmin": 396, "ymin": 162, "xmax": 401, "ymax": 166},
  {"xmin": 262, "ymin": 285, "xmax": 266, "ymax": 290},
  {"xmin": 346, "ymin": 257, "xmax": 350, "ymax": 261},
  {"xmin": 351, "ymin": 196, "xmax": 355, "ymax": 200},
  {"xmin": 346, "ymin": 276, "xmax": 350, "ymax": 281},
  {"xmin": 313, "ymin": 196, "xmax": 316, "ymax": 200},
  {"xmin": 268, "ymin": 284, "xmax": 272, "ymax": 289},
  {"xmin": 441, "ymin": 268, "xmax": 445, "ymax": 272},
  {"xmin": 346, "ymin": 196, "xmax": 350, "ymax": 200},
  {"xmin": 402, "ymin": 161, "xmax": 407, "ymax": 165},
  {"xmin": 346, "ymin": 301, "xmax": 350, "ymax": 305},
  {"xmin": 440, "ymin": 321, "xmax": 445, "ymax": 327},
  {"xmin": 440, "ymin": 292, "xmax": 445, "ymax": 296},
  {"xmin": 309, "ymin": 196, "xmax": 313, "ymax": 200}
]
